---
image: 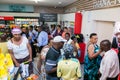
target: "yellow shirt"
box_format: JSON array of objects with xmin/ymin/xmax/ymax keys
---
[
  {"xmin": 0, "ymin": 42, "xmax": 8, "ymax": 53},
  {"xmin": 57, "ymin": 58, "xmax": 81, "ymax": 80}
]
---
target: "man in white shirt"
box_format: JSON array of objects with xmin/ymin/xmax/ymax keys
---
[{"xmin": 99, "ymin": 40, "xmax": 119, "ymax": 80}]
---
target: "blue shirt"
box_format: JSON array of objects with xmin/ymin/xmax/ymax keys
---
[
  {"xmin": 37, "ymin": 31, "xmax": 48, "ymax": 47},
  {"xmin": 29, "ymin": 31, "xmax": 35, "ymax": 43},
  {"xmin": 32, "ymin": 29, "xmax": 38, "ymax": 39}
]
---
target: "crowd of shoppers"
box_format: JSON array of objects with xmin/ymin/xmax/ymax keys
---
[{"xmin": 0, "ymin": 24, "xmax": 120, "ymax": 80}]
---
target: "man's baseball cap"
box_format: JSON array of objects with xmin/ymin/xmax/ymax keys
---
[{"xmin": 52, "ymin": 36, "xmax": 67, "ymax": 42}]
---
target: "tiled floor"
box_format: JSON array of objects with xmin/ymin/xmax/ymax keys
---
[{"xmin": 79, "ymin": 64, "xmax": 84, "ymax": 80}]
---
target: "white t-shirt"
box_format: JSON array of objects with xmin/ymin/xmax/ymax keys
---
[{"xmin": 7, "ymin": 37, "xmax": 29, "ymax": 59}]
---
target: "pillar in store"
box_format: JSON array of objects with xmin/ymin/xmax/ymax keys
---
[{"xmin": 74, "ymin": 12, "xmax": 82, "ymax": 34}]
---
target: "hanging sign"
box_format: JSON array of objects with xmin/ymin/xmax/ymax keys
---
[
  {"xmin": 40, "ymin": 13, "xmax": 57, "ymax": 22},
  {"xmin": 93, "ymin": 0, "xmax": 120, "ymax": 9}
]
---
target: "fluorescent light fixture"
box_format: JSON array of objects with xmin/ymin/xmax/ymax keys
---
[
  {"xmin": 35, "ymin": 0, "xmax": 38, "ymax": 3},
  {"xmin": 58, "ymin": 2, "xmax": 62, "ymax": 4},
  {"xmin": 29, "ymin": 0, "xmax": 43, "ymax": 3}
]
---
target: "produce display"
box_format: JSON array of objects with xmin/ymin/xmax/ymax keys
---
[{"xmin": 0, "ymin": 53, "xmax": 14, "ymax": 80}]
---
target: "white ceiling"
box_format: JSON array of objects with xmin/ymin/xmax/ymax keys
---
[{"xmin": 0, "ymin": 0, "xmax": 77, "ymax": 7}]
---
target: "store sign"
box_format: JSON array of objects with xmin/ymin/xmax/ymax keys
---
[
  {"xmin": 0, "ymin": 16, "xmax": 4, "ymax": 20},
  {"xmin": 9, "ymin": 5, "xmax": 25, "ymax": 12},
  {"xmin": 40, "ymin": 13, "xmax": 57, "ymax": 22},
  {"xmin": 0, "ymin": 4, "xmax": 34, "ymax": 12},
  {"xmin": 0, "ymin": 16, "xmax": 14, "ymax": 20},
  {"xmin": 93, "ymin": 0, "xmax": 120, "ymax": 9}
]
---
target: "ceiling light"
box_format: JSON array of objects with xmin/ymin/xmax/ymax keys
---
[
  {"xmin": 58, "ymin": 2, "xmax": 62, "ymax": 4},
  {"xmin": 29, "ymin": 0, "xmax": 43, "ymax": 3},
  {"xmin": 35, "ymin": 0, "xmax": 38, "ymax": 3}
]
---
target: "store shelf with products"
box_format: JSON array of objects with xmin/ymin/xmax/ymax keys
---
[
  {"xmin": 60, "ymin": 21, "xmax": 74, "ymax": 28},
  {"xmin": 60, "ymin": 21, "xmax": 74, "ymax": 35},
  {"xmin": 15, "ymin": 17, "xmax": 39, "ymax": 27},
  {"xmin": 0, "ymin": 20, "xmax": 16, "ymax": 29},
  {"xmin": 0, "ymin": 16, "xmax": 15, "ymax": 28},
  {"xmin": 0, "ymin": 20, "xmax": 5, "ymax": 28}
]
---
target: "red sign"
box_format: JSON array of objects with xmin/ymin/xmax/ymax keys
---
[
  {"xmin": 0, "ymin": 16, "xmax": 14, "ymax": 20},
  {"xmin": 0, "ymin": 16, "xmax": 4, "ymax": 20}
]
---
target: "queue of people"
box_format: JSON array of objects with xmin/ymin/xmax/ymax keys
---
[{"xmin": 0, "ymin": 24, "xmax": 120, "ymax": 80}]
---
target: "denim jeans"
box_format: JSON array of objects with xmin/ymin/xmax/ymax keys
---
[{"xmin": 46, "ymin": 75, "xmax": 59, "ymax": 80}]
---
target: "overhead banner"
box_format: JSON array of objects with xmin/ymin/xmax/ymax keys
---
[
  {"xmin": 40, "ymin": 13, "xmax": 57, "ymax": 22},
  {"xmin": 74, "ymin": 12, "xmax": 82, "ymax": 34}
]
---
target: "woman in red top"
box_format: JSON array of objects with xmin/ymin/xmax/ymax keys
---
[{"xmin": 77, "ymin": 34, "xmax": 86, "ymax": 63}]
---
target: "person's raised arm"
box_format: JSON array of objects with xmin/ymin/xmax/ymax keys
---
[{"xmin": 88, "ymin": 44, "xmax": 102, "ymax": 59}]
